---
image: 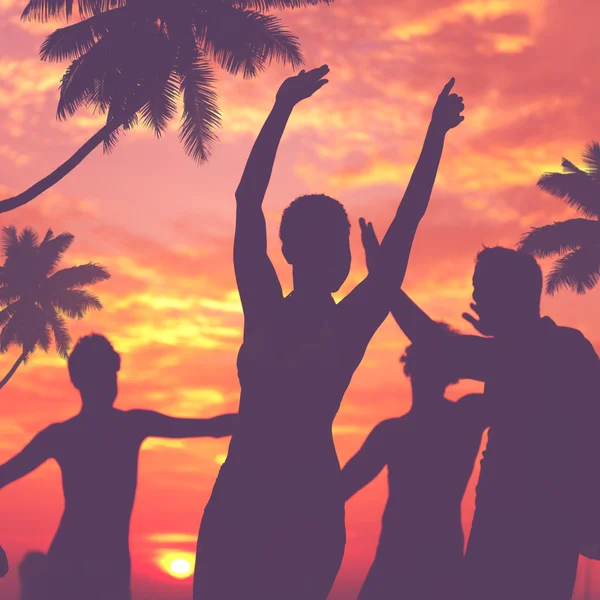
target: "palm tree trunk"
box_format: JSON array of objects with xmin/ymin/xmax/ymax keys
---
[
  {"xmin": 0, "ymin": 352, "xmax": 26, "ymax": 390},
  {"xmin": 0, "ymin": 118, "xmax": 125, "ymax": 215}
]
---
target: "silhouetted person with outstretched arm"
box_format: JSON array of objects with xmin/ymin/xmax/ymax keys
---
[
  {"xmin": 360, "ymin": 222, "xmax": 600, "ymax": 600},
  {"xmin": 194, "ymin": 65, "xmax": 465, "ymax": 600},
  {"xmin": 0, "ymin": 334, "xmax": 236, "ymax": 600}
]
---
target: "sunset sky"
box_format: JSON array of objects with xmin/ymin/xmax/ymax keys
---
[{"xmin": 1, "ymin": 0, "xmax": 600, "ymax": 597}]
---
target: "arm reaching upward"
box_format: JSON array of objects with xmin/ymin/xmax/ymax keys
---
[
  {"xmin": 133, "ymin": 411, "xmax": 238, "ymax": 440},
  {"xmin": 338, "ymin": 80, "xmax": 464, "ymax": 346},
  {"xmin": 234, "ymin": 66, "xmax": 329, "ymax": 330},
  {"xmin": 0, "ymin": 426, "xmax": 56, "ymax": 489},
  {"xmin": 373, "ymin": 79, "xmax": 464, "ymax": 289},
  {"xmin": 341, "ymin": 421, "xmax": 391, "ymax": 502}
]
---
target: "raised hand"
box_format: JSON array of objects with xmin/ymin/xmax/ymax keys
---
[
  {"xmin": 359, "ymin": 217, "xmax": 381, "ymax": 273},
  {"xmin": 462, "ymin": 303, "xmax": 493, "ymax": 337},
  {"xmin": 276, "ymin": 65, "xmax": 330, "ymax": 107},
  {"xmin": 431, "ymin": 78, "xmax": 465, "ymax": 132}
]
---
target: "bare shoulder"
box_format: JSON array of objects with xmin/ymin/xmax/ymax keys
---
[{"xmin": 42, "ymin": 420, "xmax": 70, "ymax": 438}]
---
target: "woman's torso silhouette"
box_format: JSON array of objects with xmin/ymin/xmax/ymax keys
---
[
  {"xmin": 195, "ymin": 293, "xmax": 368, "ymax": 600},
  {"xmin": 234, "ymin": 294, "xmax": 351, "ymax": 469}
]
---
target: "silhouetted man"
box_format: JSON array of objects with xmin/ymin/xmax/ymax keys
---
[
  {"xmin": 0, "ymin": 334, "xmax": 236, "ymax": 600},
  {"xmin": 362, "ymin": 225, "xmax": 600, "ymax": 600}
]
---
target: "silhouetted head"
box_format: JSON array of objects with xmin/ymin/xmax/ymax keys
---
[
  {"xmin": 401, "ymin": 322, "xmax": 459, "ymax": 395},
  {"xmin": 280, "ymin": 194, "xmax": 351, "ymax": 294},
  {"xmin": 68, "ymin": 334, "xmax": 121, "ymax": 407},
  {"xmin": 472, "ymin": 247, "xmax": 542, "ymax": 336}
]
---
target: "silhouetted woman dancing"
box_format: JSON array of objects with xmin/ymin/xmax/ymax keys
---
[
  {"xmin": 193, "ymin": 66, "xmax": 465, "ymax": 600},
  {"xmin": 342, "ymin": 223, "xmax": 489, "ymax": 599},
  {"xmin": 0, "ymin": 334, "xmax": 236, "ymax": 600}
]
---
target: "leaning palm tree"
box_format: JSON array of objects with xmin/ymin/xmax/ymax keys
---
[
  {"xmin": 0, "ymin": 226, "xmax": 110, "ymax": 390},
  {"xmin": 518, "ymin": 141, "xmax": 600, "ymax": 295},
  {"xmin": 0, "ymin": 0, "xmax": 332, "ymax": 215}
]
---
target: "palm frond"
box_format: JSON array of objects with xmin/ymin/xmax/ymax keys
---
[
  {"xmin": 0, "ymin": 303, "xmax": 18, "ymax": 328},
  {"xmin": 1, "ymin": 226, "xmax": 19, "ymax": 259},
  {"xmin": 96, "ymin": 27, "xmax": 171, "ymax": 150},
  {"xmin": 198, "ymin": 7, "xmax": 304, "ymax": 78},
  {"xmin": 18, "ymin": 228, "xmax": 40, "ymax": 250},
  {"xmin": 57, "ymin": 54, "xmax": 101, "ymax": 121},
  {"xmin": 139, "ymin": 64, "xmax": 180, "ymax": 137},
  {"xmin": 47, "ymin": 263, "xmax": 110, "ymax": 291},
  {"xmin": 22, "ymin": 0, "xmax": 125, "ymax": 22},
  {"xmin": 56, "ymin": 28, "xmax": 133, "ymax": 121},
  {"xmin": 21, "ymin": 0, "xmax": 74, "ymax": 22},
  {"xmin": 0, "ymin": 312, "xmax": 20, "ymax": 354},
  {"xmin": 43, "ymin": 305, "xmax": 72, "ymax": 357},
  {"xmin": 0, "ymin": 289, "xmax": 18, "ymax": 307},
  {"xmin": 38, "ymin": 231, "xmax": 75, "ymax": 277},
  {"xmin": 177, "ymin": 51, "xmax": 220, "ymax": 163},
  {"xmin": 101, "ymin": 122, "xmax": 124, "ymax": 153},
  {"xmin": 561, "ymin": 158, "xmax": 581, "ymax": 175},
  {"xmin": 537, "ymin": 170, "xmax": 600, "ymax": 219},
  {"xmin": 40, "ymin": 9, "xmax": 124, "ymax": 62},
  {"xmin": 0, "ymin": 303, "xmax": 47, "ymax": 354},
  {"xmin": 546, "ymin": 246, "xmax": 600, "ymax": 295},
  {"xmin": 52, "ymin": 288, "xmax": 103, "ymax": 318},
  {"xmin": 231, "ymin": 0, "xmax": 333, "ymax": 10},
  {"xmin": 583, "ymin": 141, "xmax": 600, "ymax": 183},
  {"xmin": 518, "ymin": 219, "xmax": 600, "ymax": 258},
  {"xmin": 36, "ymin": 322, "xmax": 53, "ymax": 354}
]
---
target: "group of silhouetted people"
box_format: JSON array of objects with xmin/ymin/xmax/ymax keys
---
[{"xmin": 1, "ymin": 66, "xmax": 599, "ymax": 600}]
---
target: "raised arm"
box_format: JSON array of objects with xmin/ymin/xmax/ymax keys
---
[
  {"xmin": 132, "ymin": 410, "xmax": 238, "ymax": 440},
  {"xmin": 234, "ymin": 65, "xmax": 329, "ymax": 330},
  {"xmin": 372, "ymin": 80, "xmax": 464, "ymax": 290},
  {"xmin": 341, "ymin": 421, "xmax": 390, "ymax": 502},
  {"xmin": 338, "ymin": 80, "xmax": 464, "ymax": 343},
  {"xmin": 0, "ymin": 426, "xmax": 55, "ymax": 489}
]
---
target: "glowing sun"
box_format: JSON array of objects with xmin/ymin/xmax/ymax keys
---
[{"xmin": 158, "ymin": 551, "xmax": 195, "ymax": 579}]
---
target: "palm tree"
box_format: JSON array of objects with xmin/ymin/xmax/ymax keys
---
[
  {"xmin": 518, "ymin": 141, "xmax": 600, "ymax": 295},
  {"xmin": 0, "ymin": 0, "xmax": 332, "ymax": 215},
  {"xmin": 0, "ymin": 226, "xmax": 110, "ymax": 390}
]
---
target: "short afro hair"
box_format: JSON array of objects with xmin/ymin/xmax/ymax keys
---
[
  {"xmin": 279, "ymin": 194, "xmax": 350, "ymax": 248},
  {"xmin": 401, "ymin": 322, "xmax": 460, "ymax": 385},
  {"xmin": 68, "ymin": 334, "xmax": 120, "ymax": 389}
]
